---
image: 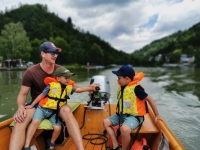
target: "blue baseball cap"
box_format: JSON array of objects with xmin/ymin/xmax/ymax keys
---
[
  {"xmin": 39, "ymin": 41, "xmax": 62, "ymax": 52},
  {"xmin": 112, "ymin": 65, "xmax": 135, "ymax": 79}
]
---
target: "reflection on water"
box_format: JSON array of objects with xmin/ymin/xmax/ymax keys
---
[
  {"xmin": 0, "ymin": 71, "xmax": 24, "ymax": 121},
  {"xmin": 146, "ymin": 67, "xmax": 200, "ymax": 104},
  {"xmin": 0, "ymin": 67, "xmax": 200, "ymax": 149}
]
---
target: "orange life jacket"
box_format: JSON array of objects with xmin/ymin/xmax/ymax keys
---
[
  {"xmin": 117, "ymin": 72, "xmax": 146, "ymax": 116},
  {"xmin": 39, "ymin": 77, "xmax": 75, "ymax": 109}
]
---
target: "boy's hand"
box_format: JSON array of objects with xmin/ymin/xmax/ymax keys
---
[
  {"xmin": 25, "ymin": 105, "xmax": 33, "ymax": 109},
  {"xmin": 89, "ymin": 83, "xmax": 100, "ymax": 88},
  {"xmin": 155, "ymin": 114, "xmax": 165, "ymax": 123},
  {"xmin": 90, "ymin": 83, "xmax": 100, "ymax": 91}
]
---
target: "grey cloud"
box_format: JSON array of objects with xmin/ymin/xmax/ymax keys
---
[{"xmin": 64, "ymin": 0, "xmax": 136, "ymax": 8}]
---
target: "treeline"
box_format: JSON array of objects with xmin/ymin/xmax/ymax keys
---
[{"xmin": 0, "ymin": 4, "xmax": 133, "ymax": 66}]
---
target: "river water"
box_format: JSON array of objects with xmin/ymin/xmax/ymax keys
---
[{"xmin": 0, "ymin": 66, "xmax": 200, "ymax": 149}]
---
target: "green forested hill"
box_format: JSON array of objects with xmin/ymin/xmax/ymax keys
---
[
  {"xmin": 0, "ymin": 4, "xmax": 132, "ymax": 66},
  {"xmin": 132, "ymin": 22, "xmax": 200, "ymax": 66}
]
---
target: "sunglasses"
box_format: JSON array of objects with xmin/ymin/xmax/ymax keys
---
[{"xmin": 45, "ymin": 51, "xmax": 59, "ymax": 57}]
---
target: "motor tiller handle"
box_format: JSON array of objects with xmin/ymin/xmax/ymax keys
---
[{"xmin": 95, "ymin": 86, "xmax": 100, "ymax": 91}]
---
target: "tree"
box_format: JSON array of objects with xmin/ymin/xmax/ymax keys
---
[
  {"xmin": 49, "ymin": 36, "xmax": 70, "ymax": 65},
  {"xmin": 30, "ymin": 38, "xmax": 43, "ymax": 63},
  {"xmin": 0, "ymin": 22, "xmax": 32, "ymax": 61},
  {"xmin": 90, "ymin": 43, "xmax": 104, "ymax": 65},
  {"xmin": 70, "ymin": 39, "xmax": 83, "ymax": 64},
  {"xmin": 0, "ymin": 56, "xmax": 2, "ymax": 64},
  {"xmin": 67, "ymin": 17, "xmax": 73, "ymax": 27}
]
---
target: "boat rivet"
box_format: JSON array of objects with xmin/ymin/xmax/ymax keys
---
[{"xmin": 87, "ymin": 118, "xmax": 90, "ymax": 122}]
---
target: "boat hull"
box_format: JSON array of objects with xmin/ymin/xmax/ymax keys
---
[{"xmin": 0, "ymin": 103, "xmax": 185, "ymax": 150}]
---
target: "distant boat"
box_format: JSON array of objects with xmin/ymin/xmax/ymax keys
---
[
  {"xmin": 127, "ymin": 64, "xmax": 133, "ymax": 68},
  {"xmin": 179, "ymin": 63, "xmax": 195, "ymax": 67},
  {"xmin": 162, "ymin": 63, "xmax": 179, "ymax": 67},
  {"xmin": 85, "ymin": 65, "xmax": 105, "ymax": 69}
]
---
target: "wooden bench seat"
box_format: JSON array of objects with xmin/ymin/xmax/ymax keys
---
[{"xmin": 132, "ymin": 113, "xmax": 159, "ymax": 134}]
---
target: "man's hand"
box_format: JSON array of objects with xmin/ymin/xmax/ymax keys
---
[{"xmin": 13, "ymin": 106, "xmax": 26, "ymax": 123}]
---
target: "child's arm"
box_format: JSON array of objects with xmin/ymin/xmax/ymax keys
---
[
  {"xmin": 145, "ymin": 95, "xmax": 165, "ymax": 123},
  {"xmin": 25, "ymin": 93, "xmax": 45, "ymax": 109},
  {"xmin": 73, "ymin": 83, "xmax": 100, "ymax": 89},
  {"xmin": 74, "ymin": 83, "xmax": 100, "ymax": 93}
]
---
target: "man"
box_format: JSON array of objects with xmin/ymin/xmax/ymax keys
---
[{"xmin": 10, "ymin": 41, "xmax": 96, "ymax": 150}]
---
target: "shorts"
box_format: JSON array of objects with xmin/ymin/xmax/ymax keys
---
[
  {"xmin": 32, "ymin": 106, "xmax": 61, "ymax": 126},
  {"xmin": 108, "ymin": 114, "xmax": 144, "ymax": 130}
]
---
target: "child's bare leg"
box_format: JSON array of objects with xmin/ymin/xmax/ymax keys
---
[
  {"xmin": 24, "ymin": 119, "xmax": 41, "ymax": 147},
  {"xmin": 51, "ymin": 126, "xmax": 62, "ymax": 143},
  {"xmin": 49, "ymin": 126, "xmax": 62, "ymax": 149}
]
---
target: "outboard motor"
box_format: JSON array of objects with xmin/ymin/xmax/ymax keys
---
[{"xmin": 85, "ymin": 75, "xmax": 111, "ymax": 109}]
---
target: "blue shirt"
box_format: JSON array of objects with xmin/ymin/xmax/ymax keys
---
[{"xmin": 135, "ymin": 85, "xmax": 148, "ymax": 100}]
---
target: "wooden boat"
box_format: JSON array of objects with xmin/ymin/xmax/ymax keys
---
[{"xmin": 0, "ymin": 75, "xmax": 185, "ymax": 150}]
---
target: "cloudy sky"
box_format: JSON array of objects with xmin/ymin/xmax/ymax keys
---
[{"xmin": 1, "ymin": 0, "xmax": 200, "ymax": 53}]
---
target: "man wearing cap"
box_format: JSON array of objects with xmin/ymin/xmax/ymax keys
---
[
  {"xmin": 22, "ymin": 66, "xmax": 98, "ymax": 150},
  {"xmin": 10, "ymin": 42, "xmax": 93, "ymax": 150},
  {"xmin": 103, "ymin": 65, "xmax": 164, "ymax": 150}
]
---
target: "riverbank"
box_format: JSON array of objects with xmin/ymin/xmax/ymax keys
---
[
  {"xmin": 0, "ymin": 64, "xmax": 85, "ymax": 71},
  {"xmin": 0, "ymin": 66, "xmax": 27, "ymax": 71}
]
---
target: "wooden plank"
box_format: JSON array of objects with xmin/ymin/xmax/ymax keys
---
[
  {"xmin": 78, "ymin": 104, "xmax": 111, "ymax": 135},
  {"xmin": 93, "ymin": 138, "xmax": 106, "ymax": 150},
  {"xmin": 83, "ymin": 134, "xmax": 92, "ymax": 148},
  {"xmin": 77, "ymin": 104, "xmax": 113, "ymax": 150},
  {"xmin": 132, "ymin": 113, "xmax": 159, "ymax": 134},
  {"xmin": 84, "ymin": 135, "xmax": 95, "ymax": 150},
  {"xmin": 58, "ymin": 137, "xmax": 73, "ymax": 150}
]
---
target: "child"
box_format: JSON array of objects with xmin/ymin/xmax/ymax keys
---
[
  {"xmin": 23, "ymin": 66, "xmax": 99, "ymax": 150},
  {"xmin": 103, "ymin": 65, "xmax": 164, "ymax": 150}
]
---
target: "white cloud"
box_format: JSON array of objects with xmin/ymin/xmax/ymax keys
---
[{"xmin": 0, "ymin": 0, "xmax": 200, "ymax": 53}]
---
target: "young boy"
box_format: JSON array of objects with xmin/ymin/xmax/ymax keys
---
[
  {"xmin": 103, "ymin": 65, "xmax": 164, "ymax": 150},
  {"xmin": 23, "ymin": 66, "xmax": 99, "ymax": 150}
]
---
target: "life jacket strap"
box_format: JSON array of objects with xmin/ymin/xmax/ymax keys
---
[
  {"xmin": 47, "ymin": 95, "xmax": 66, "ymax": 102},
  {"xmin": 129, "ymin": 116, "xmax": 144, "ymax": 149}
]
